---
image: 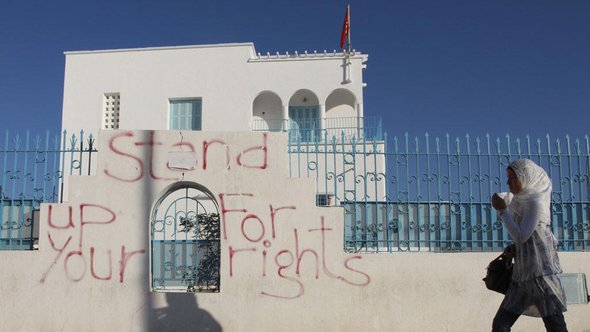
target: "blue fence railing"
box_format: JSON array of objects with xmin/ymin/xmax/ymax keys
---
[
  {"xmin": 0, "ymin": 130, "xmax": 96, "ymax": 250},
  {"xmin": 252, "ymin": 116, "xmax": 383, "ymax": 142},
  {"xmin": 2, "ymin": 129, "xmax": 589, "ymax": 252},
  {"xmin": 288, "ymin": 132, "xmax": 590, "ymax": 252}
]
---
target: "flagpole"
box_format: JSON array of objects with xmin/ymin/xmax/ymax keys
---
[
  {"xmin": 347, "ymin": 4, "xmax": 351, "ymax": 55},
  {"xmin": 344, "ymin": 4, "xmax": 352, "ymax": 83}
]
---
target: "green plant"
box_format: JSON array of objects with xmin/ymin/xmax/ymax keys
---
[{"xmin": 180, "ymin": 213, "xmax": 220, "ymax": 292}]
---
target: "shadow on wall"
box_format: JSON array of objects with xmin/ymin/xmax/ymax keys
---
[{"xmin": 149, "ymin": 293, "xmax": 221, "ymax": 332}]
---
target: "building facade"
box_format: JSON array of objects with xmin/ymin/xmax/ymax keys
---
[{"xmin": 61, "ymin": 43, "xmax": 367, "ymax": 137}]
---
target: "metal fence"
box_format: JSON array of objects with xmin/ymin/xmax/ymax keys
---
[
  {"xmin": 289, "ymin": 132, "xmax": 590, "ymax": 252},
  {"xmin": 2, "ymin": 129, "xmax": 589, "ymax": 252},
  {"xmin": 252, "ymin": 116, "xmax": 383, "ymax": 143},
  {"xmin": 0, "ymin": 130, "xmax": 96, "ymax": 250}
]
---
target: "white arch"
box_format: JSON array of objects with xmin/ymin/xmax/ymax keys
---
[
  {"xmin": 252, "ymin": 91, "xmax": 283, "ymax": 131},
  {"xmin": 325, "ymin": 88, "xmax": 357, "ymax": 118},
  {"xmin": 324, "ymin": 89, "xmax": 360, "ymax": 140},
  {"xmin": 288, "ymin": 89, "xmax": 320, "ymax": 107}
]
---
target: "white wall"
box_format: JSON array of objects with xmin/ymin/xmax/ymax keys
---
[{"xmin": 1, "ymin": 130, "xmax": 588, "ymax": 332}]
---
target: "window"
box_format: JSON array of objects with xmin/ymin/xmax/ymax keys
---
[
  {"xmin": 316, "ymin": 194, "xmax": 333, "ymax": 207},
  {"xmin": 0, "ymin": 200, "xmax": 39, "ymax": 250},
  {"xmin": 169, "ymin": 99, "xmax": 202, "ymax": 131},
  {"xmin": 150, "ymin": 182, "xmax": 220, "ymax": 292},
  {"xmin": 102, "ymin": 93, "xmax": 120, "ymax": 129},
  {"xmin": 289, "ymin": 106, "xmax": 320, "ymax": 142}
]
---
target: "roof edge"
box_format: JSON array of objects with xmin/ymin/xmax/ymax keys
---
[{"xmin": 64, "ymin": 42, "xmax": 256, "ymax": 55}]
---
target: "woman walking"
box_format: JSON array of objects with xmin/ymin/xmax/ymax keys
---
[{"xmin": 491, "ymin": 159, "xmax": 568, "ymax": 332}]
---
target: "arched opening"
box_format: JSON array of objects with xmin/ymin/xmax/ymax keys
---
[
  {"xmin": 325, "ymin": 89, "xmax": 358, "ymax": 139},
  {"xmin": 252, "ymin": 91, "xmax": 283, "ymax": 132},
  {"xmin": 150, "ymin": 182, "xmax": 220, "ymax": 292},
  {"xmin": 326, "ymin": 88, "xmax": 356, "ymax": 118},
  {"xmin": 288, "ymin": 89, "xmax": 321, "ymax": 142}
]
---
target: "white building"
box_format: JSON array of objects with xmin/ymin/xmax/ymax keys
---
[{"xmin": 61, "ymin": 42, "xmax": 367, "ymax": 138}]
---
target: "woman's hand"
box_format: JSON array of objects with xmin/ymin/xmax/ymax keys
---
[{"xmin": 492, "ymin": 193, "xmax": 507, "ymax": 211}]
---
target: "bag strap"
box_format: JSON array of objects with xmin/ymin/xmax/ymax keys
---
[
  {"xmin": 494, "ymin": 252, "xmax": 514, "ymax": 267},
  {"xmin": 489, "ymin": 252, "xmax": 511, "ymax": 266}
]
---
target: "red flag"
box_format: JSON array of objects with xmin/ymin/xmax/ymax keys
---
[{"xmin": 340, "ymin": 6, "xmax": 350, "ymax": 49}]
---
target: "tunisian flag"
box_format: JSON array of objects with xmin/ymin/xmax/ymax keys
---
[{"xmin": 340, "ymin": 5, "xmax": 350, "ymax": 49}]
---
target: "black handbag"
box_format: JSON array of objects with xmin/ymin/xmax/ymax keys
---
[{"xmin": 483, "ymin": 253, "xmax": 513, "ymax": 294}]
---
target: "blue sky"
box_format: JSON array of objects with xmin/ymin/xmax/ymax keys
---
[{"xmin": 1, "ymin": 0, "xmax": 589, "ymax": 141}]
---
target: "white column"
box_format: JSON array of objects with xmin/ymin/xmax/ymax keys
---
[
  {"xmin": 282, "ymin": 105, "xmax": 289, "ymax": 131},
  {"xmin": 342, "ymin": 57, "xmax": 352, "ymax": 84},
  {"xmin": 345, "ymin": 53, "xmax": 353, "ymax": 84},
  {"xmin": 345, "ymin": 59, "xmax": 352, "ymax": 83},
  {"xmin": 357, "ymin": 103, "xmax": 364, "ymax": 138},
  {"xmin": 320, "ymin": 104, "xmax": 326, "ymax": 131}
]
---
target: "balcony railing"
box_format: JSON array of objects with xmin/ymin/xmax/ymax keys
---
[{"xmin": 252, "ymin": 116, "xmax": 383, "ymax": 142}]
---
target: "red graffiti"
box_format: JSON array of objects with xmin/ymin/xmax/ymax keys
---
[
  {"xmin": 219, "ymin": 193, "xmax": 253, "ymax": 240},
  {"xmin": 47, "ymin": 203, "xmax": 116, "ymax": 249},
  {"xmin": 103, "ymin": 131, "xmax": 144, "ymax": 182},
  {"xmin": 220, "ymin": 193, "xmax": 371, "ymax": 299},
  {"xmin": 47, "ymin": 205, "xmax": 74, "ymax": 229},
  {"xmin": 119, "ymin": 246, "xmax": 145, "ymax": 283},
  {"xmin": 79, "ymin": 203, "xmax": 116, "ymax": 249},
  {"xmin": 269, "ymin": 205, "xmax": 296, "ymax": 239},
  {"xmin": 103, "ymin": 131, "xmax": 269, "ymax": 182},
  {"xmin": 90, "ymin": 247, "xmax": 112, "ymax": 280},
  {"xmin": 241, "ymin": 214, "xmax": 265, "ymax": 243},
  {"xmin": 40, "ymin": 203, "xmax": 145, "ymax": 284},
  {"xmin": 40, "ymin": 233, "xmax": 72, "ymax": 283},
  {"xmin": 203, "ymin": 139, "xmax": 230, "ymax": 170},
  {"xmin": 65, "ymin": 251, "xmax": 85, "ymax": 282},
  {"xmin": 135, "ymin": 131, "xmax": 177, "ymax": 181},
  {"xmin": 236, "ymin": 133, "xmax": 268, "ymax": 169},
  {"xmin": 261, "ymin": 250, "xmax": 304, "ymax": 299}
]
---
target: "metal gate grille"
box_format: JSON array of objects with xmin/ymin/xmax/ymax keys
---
[{"xmin": 151, "ymin": 183, "xmax": 220, "ymax": 292}]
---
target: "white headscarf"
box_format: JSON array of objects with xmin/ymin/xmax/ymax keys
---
[{"xmin": 508, "ymin": 159, "xmax": 552, "ymax": 219}]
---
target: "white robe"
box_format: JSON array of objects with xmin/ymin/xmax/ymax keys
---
[{"xmin": 498, "ymin": 159, "xmax": 567, "ymax": 317}]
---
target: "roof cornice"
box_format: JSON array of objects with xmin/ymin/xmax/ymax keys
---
[{"xmin": 64, "ymin": 42, "xmax": 256, "ymax": 55}]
